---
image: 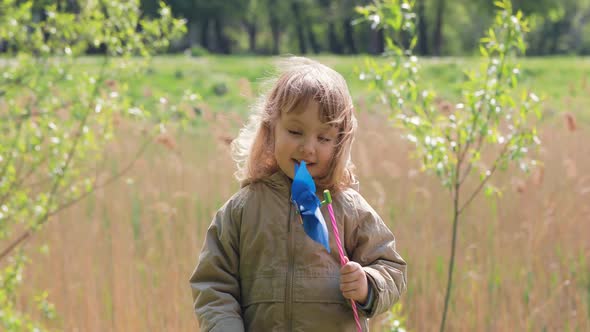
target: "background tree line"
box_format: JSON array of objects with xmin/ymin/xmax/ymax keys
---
[
  {"xmin": 108, "ymin": 0, "xmax": 590, "ymax": 55},
  {"xmin": 2, "ymin": 0, "xmax": 590, "ymax": 55}
]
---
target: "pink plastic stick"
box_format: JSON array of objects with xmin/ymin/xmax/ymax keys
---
[{"xmin": 327, "ymin": 203, "xmax": 362, "ymax": 332}]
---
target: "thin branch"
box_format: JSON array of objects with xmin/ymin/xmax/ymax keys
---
[
  {"xmin": 11, "ymin": 154, "xmax": 51, "ymax": 188},
  {"xmin": 458, "ymin": 128, "xmax": 486, "ymax": 186},
  {"xmin": 46, "ymin": 132, "xmax": 155, "ymax": 218},
  {"xmin": 0, "ymin": 231, "xmax": 31, "ymax": 262},
  {"xmin": 457, "ymin": 45, "xmax": 507, "ymax": 172},
  {"xmin": 457, "ymin": 95, "xmax": 486, "ymax": 169},
  {"xmin": 0, "ymin": 131, "xmax": 155, "ymax": 262},
  {"xmin": 0, "ymin": 150, "xmax": 52, "ymax": 208},
  {"xmin": 0, "ymin": 110, "xmax": 53, "ymax": 124},
  {"xmin": 458, "ymin": 39, "xmax": 509, "ymax": 187},
  {"xmin": 0, "ymin": 152, "xmax": 52, "ymax": 221},
  {"xmin": 457, "ymin": 140, "xmax": 511, "ymax": 215}
]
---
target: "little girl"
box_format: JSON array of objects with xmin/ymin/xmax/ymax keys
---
[{"xmin": 190, "ymin": 57, "xmax": 407, "ymax": 331}]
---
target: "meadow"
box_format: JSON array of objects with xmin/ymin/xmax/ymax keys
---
[{"xmin": 14, "ymin": 55, "xmax": 590, "ymax": 331}]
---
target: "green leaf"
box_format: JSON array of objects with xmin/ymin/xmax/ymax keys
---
[{"xmin": 480, "ymin": 45, "xmax": 488, "ymax": 57}]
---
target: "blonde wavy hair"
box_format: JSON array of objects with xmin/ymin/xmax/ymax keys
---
[{"xmin": 231, "ymin": 56, "xmax": 357, "ymax": 192}]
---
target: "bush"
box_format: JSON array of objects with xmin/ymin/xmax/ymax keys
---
[
  {"xmin": 212, "ymin": 83, "xmax": 228, "ymax": 96},
  {"xmin": 174, "ymin": 69, "xmax": 184, "ymax": 79},
  {"xmin": 190, "ymin": 45, "xmax": 209, "ymax": 57}
]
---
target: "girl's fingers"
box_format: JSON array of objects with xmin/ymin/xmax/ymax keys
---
[
  {"xmin": 342, "ymin": 289, "xmax": 362, "ymax": 300},
  {"xmin": 340, "ymin": 278, "xmax": 364, "ymax": 292},
  {"xmin": 340, "ymin": 265, "xmax": 364, "ymax": 282},
  {"xmin": 342, "ymin": 292, "xmax": 355, "ymax": 300},
  {"xmin": 340, "ymin": 263, "xmax": 356, "ymax": 274},
  {"xmin": 340, "ymin": 280, "xmax": 359, "ymax": 291},
  {"xmin": 340, "ymin": 272, "xmax": 361, "ymax": 283},
  {"xmin": 341, "ymin": 287, "xmax": 357, "ymax": 295},
  {"xmin": 340, "ymin": 260, "xmax": 362, "ymax": 275},
  {"xmin": 341, "ymin": 287, "xmax": 360, "ymax": 295}
]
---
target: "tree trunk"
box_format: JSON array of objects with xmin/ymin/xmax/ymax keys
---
[
  {"xmin": 549, "ymin": 20, "xmax": 568, "ymax": 55},
  {"xmin": 270, "ymin": 22, "xmax": 280, "ymax": 54},
  {"xmin": 369, "ymin": 28, "xmax": 384, "ymax": 54},
  {"xmin": 291, "ymin": 1, "xmax": 307, "ymax": 54},
  {"xmin": 68, "ymin": 0, "xmax": 80, "ymax": 13},
  {"xmin": 58, "ymin": 0, "xmax": 80, "ymax": 13},
  {"xmin": 433, "ymin": 0, "xmax": 446, "ymax": 56},
  {"xmin": 243, "ymin": 21, "xmax": 257, "ymax": 53},
  {"xmin": 531, "ymin": 21, "xmax": 549, "ymax": 55},
  {"xmin": 306, "ymin": 18, "xmax": 320, "ymax": 54},
  {"xmin": 188, "ymin": 20, "xmax": 199, "ymax": 47},
  {"xmin": 266, "ymin": 0, "xmax": 281, "ymax": 54},
  {"xmin": 213, "ymin": 16, "xmax": 230, "ymax": 54},
  {"xmin": 378, "ymin": 28, "xmax": 384, "ymax": 54},
  {"xmin": 572, "ymin": 10, "xmax": 590, "ymax": 54},
  {"xmin": 417, "ymin": 0, "xmax": 429, "ymax": 55},
  {"xmin": 343, "ymin": 18, "xmax": 357, "ymax": 54},
  {"xmin": 269, "ymin": 16, "xmax": 280, "ymax": 54},
  {"xmin": 328, "ymin": 23, "xmax": 343, "ymax": 54},
  {"xmin": 200, "ymin": 19, "xmax": 210, "ymax": 50}
]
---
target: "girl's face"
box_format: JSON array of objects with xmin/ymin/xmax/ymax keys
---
[{"xmin": 274, "ymin": 100, "xmax": 338, "ymax": 180}]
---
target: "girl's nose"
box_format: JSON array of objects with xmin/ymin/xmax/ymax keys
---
[{"xmin": 299, "ymin": 138, "xmax": 315, "ymax": 156}]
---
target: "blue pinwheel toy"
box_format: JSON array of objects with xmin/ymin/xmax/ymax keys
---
[{"xmin": 291, "ymin": 161, "xmax": 330, "ymax": 253}]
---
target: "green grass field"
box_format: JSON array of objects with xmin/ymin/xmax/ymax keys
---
[{"xmin": 134, "ymin": 55, "xmax": 590, "ymax": 121}]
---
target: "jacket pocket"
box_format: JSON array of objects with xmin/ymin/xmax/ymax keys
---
[{"xmin": 241, "ymin": 275, "xmax": 286, "ymax": 306}]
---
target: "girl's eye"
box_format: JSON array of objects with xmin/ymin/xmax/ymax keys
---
[
  {"xmin": 319, "ymin": 136, "xmax": 332, "ymax": 143},
  {"xmin": 288, "ymin": 130, "xmax": 302, "ymax": 136}
]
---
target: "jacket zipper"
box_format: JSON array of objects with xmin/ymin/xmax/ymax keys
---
[{"xmin": 285, "ymin": 200, "xmax": 295, "ymax": 332}]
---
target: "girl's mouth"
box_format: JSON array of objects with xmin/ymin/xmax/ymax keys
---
[{"xmin": 293, "ymin": 159, "xmax": 315, "ymax": 167}]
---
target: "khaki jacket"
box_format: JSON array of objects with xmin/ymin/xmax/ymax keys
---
[{"xmin": 190, "ymin": 171, "xmax": 407, "ymax": 332}]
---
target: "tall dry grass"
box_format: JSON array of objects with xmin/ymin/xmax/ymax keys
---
[
  {"xmin": 353, "ymin": 109, "xmax": 590, "ymax": 331},
  {"xmin": 14, "ymin": 102, "xmax": 590, "ymax": 331}
]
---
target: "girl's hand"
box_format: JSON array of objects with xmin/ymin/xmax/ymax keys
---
[{"xmin": 339, "ymin": 257, "xmax": 369, "ymax": 304}]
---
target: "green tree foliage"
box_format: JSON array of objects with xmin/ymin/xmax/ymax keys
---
[
  {"xmin": 0, "ymin": 1, "xmax": 185, "ymax": 330},
  {"xmin": 358, "ymin": 0, "xmax": 541, "ymax": 331},
  {"xmin": 146, "ymin": 0, "xmax": 589, "ymax": 55},
  {"xmin": 526, "ymin": 0, "xmax": 590, "ymax": 54}
]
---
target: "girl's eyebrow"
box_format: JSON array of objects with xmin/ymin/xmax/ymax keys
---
[
  {"xmin": 283, "ymin": 117, "xmax": 337, "ymax": 133},
  {"xmin": 284, "ymin": 118, "xmax": 304, "ymax": 125},
  {"xmin": 316, "ymin": 125, "xmax": 339, "ymax": 137}
]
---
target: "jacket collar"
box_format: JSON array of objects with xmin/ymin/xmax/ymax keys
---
[
  {"xmin": 249, "ymin": 170, "xmax": 361, "ymax": 196},
  {"xmin": 260, "ymin": 171, "xmax": 292, "ymax": 194}
]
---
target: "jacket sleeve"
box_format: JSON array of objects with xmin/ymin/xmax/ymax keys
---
[
  {"xmin": 189, "ymin": 196, "xmax": 244, "ymax": 332},
  {"xmin": 347, "ymin": 194, "xmax": 407, "ymax": 318}
]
